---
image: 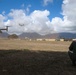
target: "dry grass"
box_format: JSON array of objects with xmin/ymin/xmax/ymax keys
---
[{"xmin": 0, "ymin": 39, "xmax": 71, "ymax": 51}]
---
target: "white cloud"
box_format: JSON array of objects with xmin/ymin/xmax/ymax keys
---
[
  {"xmin": 26, "ymin": 4, "xmax": 31, "ymax": 14},
  {"xmin": 50, "ymin": 0, "xmax": 76, "ymax": 33},
  {"xmin": 0, "ymin": 14, "xmax": 6, "ymax": 28},
  {"xmin": 1, "ymin": 0, "xmax": 76, "ymax": 35},
  {"xmin": 63, "ymin": 0, "xmax": 69, "ymax": 4},
  {"xmin": 43, "ymin": 0, "xmax": 53, "ymax": 6},
  {"xmin": 51, "ymin": 16, "xmax": 72, "ymax": 33},
  {"xmin": 4, "ymin": 9, "xmax": 53, "ymax": 35},
  {"xmin": 2, "ymin": 11, "xmax": 6, "ymax": 15}
]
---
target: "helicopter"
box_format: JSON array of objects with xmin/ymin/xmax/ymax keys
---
[
  {"xmin": 19, "ymin": 24, "xmax": 25, "ymax": 26},
  {"xmin": 0, "ymin": 26, "xmax": 10, "ymax": 33}
]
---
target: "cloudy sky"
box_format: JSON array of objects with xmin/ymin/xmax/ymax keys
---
[{"xmin": 0, "ymin": 0, "xmax": 76, "ymax": 35}]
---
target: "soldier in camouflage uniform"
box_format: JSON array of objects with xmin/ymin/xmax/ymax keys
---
[{"xmin": 68, "ymin": 41, "xmax": 76, "ymax": 66}]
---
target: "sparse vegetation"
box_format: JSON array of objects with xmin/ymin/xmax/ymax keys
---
[
  {"xmin": 0, "ymin": 39, "xmax": 71, "ymax": 51},
  {"xmin": 0, "ymin": 39, "xmax": 75, "ymax": 75},
  {"xmin": 8, "ymin": 34, "xmax": 19, "ymax": 39}
]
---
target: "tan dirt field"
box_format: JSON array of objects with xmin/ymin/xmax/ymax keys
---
[{"xmin": 0, "ymin": 39, "xmax": 72, "ymax": 51}]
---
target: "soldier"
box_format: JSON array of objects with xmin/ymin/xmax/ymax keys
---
[{"xmin": 68, "ymin": 40, "xmax": 76, "ymax": 66}]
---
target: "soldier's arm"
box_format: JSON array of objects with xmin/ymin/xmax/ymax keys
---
[{"xmin": 69, "ymin": 41, "xmax": 74, "ymax": 51}]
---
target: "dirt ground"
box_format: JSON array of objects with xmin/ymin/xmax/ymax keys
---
[
  {"xmin": 0, "ymin": 39, "xmax": 76, "ymax": 75},
  {"xmin": 0, "ymin": 50, "xmax": 76, "ymax": 75},
  {"xmin": 0, "ymin": 39, "xmax": 71, "ymax": 51}
]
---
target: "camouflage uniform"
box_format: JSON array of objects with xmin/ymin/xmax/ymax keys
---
[{"xmin": 68, "ymin": 41, "xmax": 76, "ymax": 66}]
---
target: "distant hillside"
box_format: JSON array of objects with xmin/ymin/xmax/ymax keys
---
[
  {"xmin": 43, "ymin": 33, "xmax": 59, "ymax": 39},
  {"xmin": 19, "ymin": 32, "xmax": 76, "ymax": 39},
  {"xmin": 1, "ymin": 32, "xmax": 76, "ymax": 39},
  {"xmin": 19, "ymin": 32, "xmax": 42, "ymax": 39},
  {"xmin": 0, "ymin": 32, "xmax": 9, "ymax": 38},
  {"xmin": 59, "ymin": 32, "xmax": 76, "ymax": 39}
]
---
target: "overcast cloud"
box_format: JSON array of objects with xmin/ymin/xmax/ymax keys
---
[{"xmin": 0, "ymin": 0, "xmax": 76, "ymax": 35}]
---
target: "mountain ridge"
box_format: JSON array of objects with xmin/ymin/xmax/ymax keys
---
[
  {"xmin": 0, "ymin": 32, "xmax": 76, "ymax": 39},
  {"xmin": 19, "ymin": 32, "xmax": 76, "ymax": 39},
  {"xmin": 0, "ymin": 32, "xmax": 9, "ymax": 38}
]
